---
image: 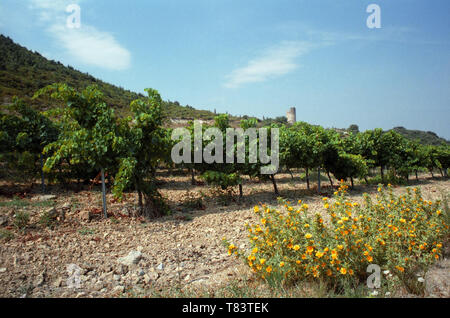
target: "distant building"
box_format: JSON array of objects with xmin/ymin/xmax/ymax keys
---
[{"xmin": 287, "ymin": 107, "xmax": 296, "ymax": 124}]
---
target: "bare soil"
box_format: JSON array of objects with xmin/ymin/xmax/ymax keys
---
[{"xmin": 0, "ymin": 173, "xmax": 448, "ymax": 298}]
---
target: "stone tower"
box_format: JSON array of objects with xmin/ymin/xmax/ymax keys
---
[{"xmin": 287, "ymin": 107, "xmax": 296, "ymax": 124}]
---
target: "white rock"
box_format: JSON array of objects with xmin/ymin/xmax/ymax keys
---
[
  {"xmin": 32, "ymin": 195, "xmax": 57, "ymax": 202},
  {"xmin": 61, "ymin": 202, "xmax": 71, "ymax": 210},
  {"xmin": 156, "ymin": 263, "xmax": 164, "ymax": 271},
  {"xmin": 52, "ymin": 277, "xmax": 63, "ymax": 288},
  {"xmin": 0, "ymin": 268, "xmax": 6, "ymax": 273},
  {"xmin": 113, "ymin": 285, "xmax": 125, "ymax": 293},
  {"xmin": 117, "ymin": 251, "xmax": 142, "ymax": 266}
]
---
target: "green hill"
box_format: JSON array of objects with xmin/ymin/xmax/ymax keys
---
[
  {"xmin": 0, "ymin": 34, "xmax": 216, "ymax": 119},
  {"xmin": 391, "ymin": 126, "xmax": 449, "ymax": 146}
]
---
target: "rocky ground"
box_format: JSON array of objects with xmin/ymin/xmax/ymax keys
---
[{"xmin": 0, "ymin": 173, "xmax": 449, "ymax": 298}]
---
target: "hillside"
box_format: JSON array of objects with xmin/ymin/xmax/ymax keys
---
[
  {"xmin": 0, "ymin": 34, "xmax": 216, "ymax": 119},
  {"xmin": 391, "ymin": 126, "xmax": 449, "ymax": 146}
]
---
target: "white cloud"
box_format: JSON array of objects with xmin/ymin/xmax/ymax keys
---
[
  {"xmin": 224, "ymin": 41, "xmax": 314, "ymax": 88},
  {"xmin": 27, "ymin": 0, "xmax": 131, "ymax": 70},
  {"xmin": 49, "ymin": 24, "xmax": 131, "ymax": 70},
  {"xmin": 28, "ymin": 0, "xmax": 73, "ymax": 22}
]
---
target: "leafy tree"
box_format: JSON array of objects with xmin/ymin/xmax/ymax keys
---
[
  {"xmin": 0, "ymin": 97, "xmax": 59, "ymax": 188},
  {"xmin": 348, "ymin": 124, "xmax": 360, "ymax": 135},
  {"xmin": 329, "ymin": 152, "xmax": 368, "ymax": 189},
  {"xmin": 112, "ymin": 88, "xmax": 170, "ymax": 218},
  {"xmin": 34, "ymin": 84, "xmax": 117, "ymax": 217},
  {"xmin": 434, "ymin": 144, "xmax": 450, "ymax": 177},
  {"xmin": 359, "ymin": 129, "xmax": 404, "ymax": 182}
]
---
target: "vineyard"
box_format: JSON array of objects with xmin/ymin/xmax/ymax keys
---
[
  {"xmin": 1, "ymin": 84, "xmax": 449, "ymax": 212},
  {"xmin": 0, "ymin": 83, "xmax": 449, "ymax": 298}
]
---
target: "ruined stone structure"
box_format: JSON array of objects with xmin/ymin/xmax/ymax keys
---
[{"xmin": 287, "ymin": 107, "xmax": 296, "ymax": 124}]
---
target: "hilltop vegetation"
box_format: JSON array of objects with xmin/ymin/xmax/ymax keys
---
[
  {"xmin": 0, "ymin": 34, "xmax": 216, "ymax": 119},
  {"xmin": 391, "ymin": 126, "xmax": 449, "ymax": 146}
]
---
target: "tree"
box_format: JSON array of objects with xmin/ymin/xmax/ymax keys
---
[
  {"xmin": 329, "ymin": 152, "xmax": 368, "ymax": 189},
  {"xmin": 359, "ymin": 129, "xmax": 404, "ymax": 182},
  {"xmin": 34, "ymin": 84, "xmax": 117, "ymax": 217},
  {"xmin": 0, "ymin": 97, "xmax": 59, "ymax": 189},
  {"xmin": 112, "ymin": 88, "xmax": 170, "ymax": 218},
  {"xmin": 434, "ymin": 144, "xmax": 450, "ymax": 177},
  {"xmin": 348, "ymin": 124, "xmax": 360, "ymax": 135}
]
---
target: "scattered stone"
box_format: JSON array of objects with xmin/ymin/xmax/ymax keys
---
[
  {"xmin": 45, "ymin": 207, "xmax": 58, "ymax": 219},
  {"xmin": 121, "ymin": 208, "xmax": 130, "ymax": 217},
  {"xmin": 113, "ymin": 285, "xmax": 125, "ymax": 294},
  {"xmin": 0, "ymin": 216, "xmax": 8, "ymax": 226},
  {"xmin": 0, "ymin": 268, "xmax": 6, "ymax": 273},
  {"xmin": 425, "ymin": 258, "xmax": 450, "ymax": 297},
  {"xmin": 113, "ymin": 275, "xmax": 121, "ymax": 281},
  {"xmin": 61, "ymin": 202, "xmax": 71, "ymax": 210},
  {"xmin": 33, "ymin": 272, "xmax": 46, "ymax": 287},
  {"xmin": 142, "ymin": 272, "xmax": 158, "ymax": 284},
  {"xmin": 117, "ymin": 251, "xmax": 142, "ymax": 266},
  {"xmin": 156, "ymin": 263, "xmax": 164, "ymax": 271},
  {"xmin": 81, "ymin": 263, "xmax": 95, "ymax": 275},
  {"xmin": 79, "ymin": 210, "xmax": 92, "ymax": 222},
  {"xmin": 52, "ymin": 277, "xmax": 63, "ymax": 288},
  {"xmin": 190, "ymin": 277, "xmax": 210, "ymax": 286},
  {"xmin": 143, "ymin": 274, "xmax": 151, "ymax": 284},
  {"xmin": 32, "ymin": 195, "xmax": 56, "ymax": 202},
  {"xmin": 132, "ymin": 275, "xmax": 142, "ymax": 285}
]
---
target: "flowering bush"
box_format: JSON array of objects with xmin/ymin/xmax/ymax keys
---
[{"xmin": 225, "ymin": 183, "xmax": 449, "ymax": 292}]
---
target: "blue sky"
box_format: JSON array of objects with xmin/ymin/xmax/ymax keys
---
[{"xmin": 1, "ymin": 0, "xmax": 449, "ymax": 138}]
